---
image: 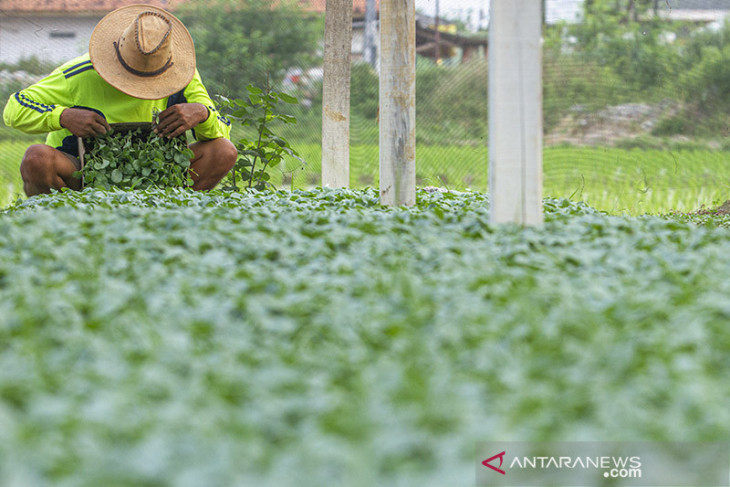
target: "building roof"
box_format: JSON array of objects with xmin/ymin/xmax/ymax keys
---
[
  {"xmin": 0, "ymin": 0, "xmax": 376, "ymax": 14},
  {"xmin": 672, "ymin": 0, "xmax": 729, "ymax": 9},
  {"xmin": 297, "ymin": 0, "xmax": 379, "ymax": 16},
  {"xmin": 0, "ymin": 0, "xmax": 180, "ymax": 13},
  {"xmin": 658, "ymin": 0, "xmax": 730, "ymax": 21}
]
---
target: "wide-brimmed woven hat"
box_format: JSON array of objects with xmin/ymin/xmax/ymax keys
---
[{"xmin": 89, "ymin": 4, "xmax": 195, "ymax": 100}]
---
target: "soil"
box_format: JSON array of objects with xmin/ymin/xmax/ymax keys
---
[
  {"xmin": 545, "ymin": 101, "xmax": 688, "ymax": 147},
  {"xmin": 691, "ymin": 200, "xmax": 730, "ymax": 216},
  {"xmin": 715, "ymin": 201, "xmax": 730, "ymax": 215}
]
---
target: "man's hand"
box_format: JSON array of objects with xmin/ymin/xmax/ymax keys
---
[
  {"xmin": 60, "ymin": 108, "xmax": 111, "ymax": 137},
  {"xmin": 154, "ymin": 103, "xmax": 208, "ymax": 139}
]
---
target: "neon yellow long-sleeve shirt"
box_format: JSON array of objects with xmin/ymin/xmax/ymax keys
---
[{"xmin": 3, "ymin": 53, "xmax": 231, "ymax": 156}]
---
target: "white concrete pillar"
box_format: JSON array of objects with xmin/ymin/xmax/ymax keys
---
[
  {"xmin": 322, "ymin": 0, "xmax": 354, "ymax": 188},
  {"xmin": 379, "ymin": 0, "xmax": 416, "ymax": 206},
  {"xmin": 489, "ymin": 0, "xmax": 544, "ymax": 225}
]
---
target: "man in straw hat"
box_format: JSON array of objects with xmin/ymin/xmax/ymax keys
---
[{"xmin": 3, "ymin": 4, "xmax": 237, "ymax": 196}]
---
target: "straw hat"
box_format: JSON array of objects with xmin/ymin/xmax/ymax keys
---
[{"xmin": 89, "ymin": 4, "xmax": 195, "ymax": 100}]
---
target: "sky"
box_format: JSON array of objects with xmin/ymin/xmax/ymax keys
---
[{"xmin": 413, "ymin": 0, "xmax": 584, "ymax": 30}]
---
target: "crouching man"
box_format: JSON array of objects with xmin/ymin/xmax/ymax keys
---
[{"xmin": 3, "ymin": 4, "xmax": 238, "ymax": 196}]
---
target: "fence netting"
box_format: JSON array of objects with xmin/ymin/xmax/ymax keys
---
[{"xmin": 1, "ymin": 0, "xmax": 728, "ymax": 214}]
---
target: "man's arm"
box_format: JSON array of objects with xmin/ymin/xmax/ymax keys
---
[
  {"xmin": 3, "ymin": 57, "xmax": 107, "ymax": 137},
  {"xmin": 2, "ymin": 63, "xmax": 77, "ymax": 135},
  {"xmin": 3, "ymin": 88, "xmax": 68, "ymax": 135}
]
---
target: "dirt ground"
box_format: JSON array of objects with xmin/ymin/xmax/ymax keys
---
[
  {"xmin": 692, "ymin": 200, "xmax": 730, "ymax": 215},
  {"xmin": 544, "ymin": 101, "xmax": 714, "ymax": 148}
]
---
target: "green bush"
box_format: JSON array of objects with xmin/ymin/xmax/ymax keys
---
[
  {"xmin": 349, "ymin": 62, "xmax": 379, "ymax": 120},
  {"xmin": 546, "ymin": 7, "xmax": 730, "ymax": 139},
  {"xmin": 680, "ymin": 44, "xmax": 730, "ymax": 112},
  {"xmin": 179, "ymin": 0, "xmax": 323, "ymax": 99},
  {"xmin": 415, "ymin": 59, "xmax": 487, "ymax": 146},
  {"xmin": 651, "ymin": 114, "xmax": 691, "ymax": 136},
  {"xmin": 0, "ymin": 56, "xmax": 55, "ymax": 76},
  {"xmin": 542, "ymin": 49, "xmax": 632, "ymax": 132}
]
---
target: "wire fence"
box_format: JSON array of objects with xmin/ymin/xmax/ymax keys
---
[{"xmin": 1, "ymin": 0, "xmax": 729, "ymax": 214}]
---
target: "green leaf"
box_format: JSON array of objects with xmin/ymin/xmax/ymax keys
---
[{"xmin": 174, "ymin": 152, "xmax": 190, "ymax": 164}]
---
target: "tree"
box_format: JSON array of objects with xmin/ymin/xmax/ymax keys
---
[
  {"xmin": 584, "ymin": 0, "xmax": 655, "ymax": 23},
  {"xmin": 179, "ymin": 0, "xmax": 323, "ymax": 98},
  {"xmin": 560, "ymin": 0, "xmax": 681, "ymax": 100}
]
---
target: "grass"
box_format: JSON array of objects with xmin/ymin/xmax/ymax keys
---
[
  {"xmin": 3, "ymin": 139, "xmax": 730, "ymax": 215},
  {"xmin": 544, "ymin": 146, "xmax": 730, "ymax": 215},
  {"xmin": 0, "ymin": 140, "xmax": 32, "ymax": 205},
  {"xmin": 1, "ymin": 188, "xmax": 730, "ymax": 486},
  {"xmin": 277, "ymin": 143, "xmax": 730, "ymax": 215}
]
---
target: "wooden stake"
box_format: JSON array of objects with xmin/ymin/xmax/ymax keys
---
[
  {"xmin": 322, "ymin": 0, "xmax": 354, "ymax": 188},
  {"xmin": 379, "ymin": 0, "xmax": 416, "ymax": 206}
]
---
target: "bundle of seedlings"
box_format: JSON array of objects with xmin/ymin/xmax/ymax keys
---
[{"xmin": 76, "ymin": 121, "xmax": 195, "ymax": 190}]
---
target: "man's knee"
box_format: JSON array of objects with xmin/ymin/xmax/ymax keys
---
[
  {"xmin": 212, "ymin": 138, "xmax": 238, "ymax": 172},
  {"xmin": 188, "ymin": 138, "xmax": 238, "ymax": 191},
  {"xmin": 20, "ymin": 145, "xmax": 55, "ymax": 180},
  {"xmin": 196, "ymin": 138, "xmax": 237, "ymax": 172}
]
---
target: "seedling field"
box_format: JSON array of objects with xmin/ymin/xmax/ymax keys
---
[{"xmin": 2, "ymin": 188, "xmax": 730, "ymax": 486}]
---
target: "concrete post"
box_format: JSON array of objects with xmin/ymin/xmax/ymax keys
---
[
  {"xmin": 488, "ymin": 0, "xmax": 543, "ymax": 225},
  {"xmin": 322, "ymin": 0, "xmax": 354, "ymax": 188},
  {"xmin": 379, "ymin": 0, "xmax": 416, "ymax": 206}
]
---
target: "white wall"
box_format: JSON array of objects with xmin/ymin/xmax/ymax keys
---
[
  {"xmin": 0, "ymin": 15, "xmax": 101, "ymax": 65},
  {"xmin": 414, "ymin": 0, "xmax": 584, "ymax": 29},
  {"xmin": 546, "ymin": 0, "xmax": 583, "ymax": 23}
]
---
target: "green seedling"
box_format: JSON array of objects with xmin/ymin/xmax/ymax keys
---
[
  {"xmin": 76, "ymin": 124, "xmax": 195, "ymax": 190},
  {"xmin": 218, "ymin": 83, "xmax": 305, "ymax": 191}
]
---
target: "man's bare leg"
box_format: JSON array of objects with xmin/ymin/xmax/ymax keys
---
[
  {"xmin": 189, "ymin": 138, "xmax": 237, "ymax": 190},
  {"xmin": 20, "ymin": 144, "xmax": 81, "ymax": 197}
]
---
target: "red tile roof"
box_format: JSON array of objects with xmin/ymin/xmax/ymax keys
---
[
  {"xmin": 297, "ymin": 0, "xmax": 379, "ymax": 15},
  {"xmin": 0, "ymin": 0, "xmax": 181, "ymax": 13},
  {"xmin": 0, "ymin": 0, "xmax": 378, "ymax": 14}
]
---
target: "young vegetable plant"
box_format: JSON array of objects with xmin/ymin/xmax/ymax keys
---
[
  {"xmin": 76, "ymin": 121, "xmax": 195, "ymax": 190},
  {"xmin": 217, "ymin": 84, "xmax": 305, "ymax": 191}
]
